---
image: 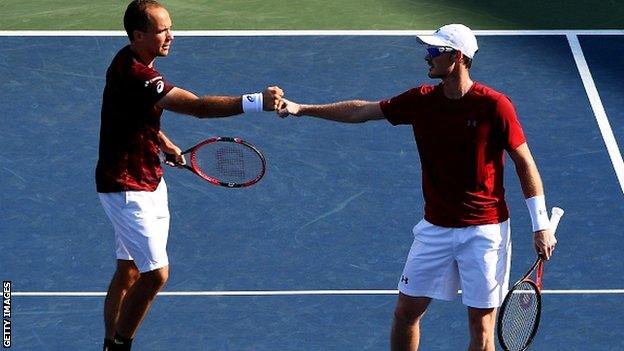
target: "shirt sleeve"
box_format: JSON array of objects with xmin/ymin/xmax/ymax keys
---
[
  {"xmin": 130, "ymin": 64, "xmax": 175, "ymax": 105},
  {"xmin": 380, "ymin": 88, "xmax": 421, "ymax": 125},
  {"xmin": 496, "ymin": 95, "xmax": 526, "ymax": 150}
]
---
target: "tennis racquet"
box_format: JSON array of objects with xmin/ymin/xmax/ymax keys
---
[
  {"xmin": 496, "ymin": 206, "xmax": 564, "ymax": 351},
  {"xmin": 165, "ymin": 136, "xmax": 266, "ymax": 188}
]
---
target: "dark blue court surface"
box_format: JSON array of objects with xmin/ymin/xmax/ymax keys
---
[{"xmin": 1, "ymin": 33, "xmax": 623, "ymax": 350}]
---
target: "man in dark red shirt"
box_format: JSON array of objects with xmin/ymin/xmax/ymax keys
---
[
  {"xmin": 277, "ymin": 24, "xmax": 557, "ymax": 351},
  {"xmin": 97, "ymin": 1, "xmax": 283, "ymax": 350}
]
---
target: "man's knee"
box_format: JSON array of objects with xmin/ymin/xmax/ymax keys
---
[
  {"xmin": 467, "ymin": 307, "xmax": 496, "ymax": 342},
  {"xmin": 114, "ymin": 260, "xmax": 140, "ymax": 287},
  {"xmin": 140, "ymin": 266, "xmax": 169, "ymax": 292},
  {"xmin": 393, "ymin": 294, "xmax": 431, "ymax": 325}
]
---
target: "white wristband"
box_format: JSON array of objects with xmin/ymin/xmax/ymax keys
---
[
  {"xmin": 526, "ymin": 195, "xmax": 550, "ymax": 232},
  {"xmin": 242, "ymin": 93, "xmax": 263, "ymax": 113}
]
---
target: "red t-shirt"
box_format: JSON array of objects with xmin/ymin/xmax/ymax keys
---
[
  {"xmin": 96, "ymin": 46, "xmax": 174, "ymax": 193},
  {"xmin": 380, "ymin": 82, "xmax": 526, "ymax": 227}
]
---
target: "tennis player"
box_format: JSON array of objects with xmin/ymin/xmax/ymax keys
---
[
  {"xmin": 277, "ymin": 24, "xmax": 557, "ymax": 351},
  {"xmin": 96, "ymin": 1, "xmax": 283, "ymax": 350}
]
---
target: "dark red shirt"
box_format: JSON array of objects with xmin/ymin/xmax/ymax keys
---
[
  {"xmin": 96, "ymin": 46, "xmax": 174, "ymax": 193},
  {"xmin": 380, "ymin": 82, "xmax": 526, "ymax": 227}
]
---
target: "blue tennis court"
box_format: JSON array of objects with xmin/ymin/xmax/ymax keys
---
[{"xmin": 1, "ymin": 31, "xmax": 623, "ymax": 350}]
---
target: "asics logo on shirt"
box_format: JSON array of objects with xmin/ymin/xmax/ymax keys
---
[
  {"xmin": 144, "ymin": 76, "xmax": 163, "ymax": 87},
  {"xmin": 143, "ymin": 77, "xmax": 165, "ymax": 94}
]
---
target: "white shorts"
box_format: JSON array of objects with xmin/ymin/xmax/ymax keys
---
[
  {"xmin": 398, "ymin": 219, "xmax": 511, "ymax": 308},
  {"xmin": 98, "ymin": 179, "xmax": 170, "ymax": 273}
]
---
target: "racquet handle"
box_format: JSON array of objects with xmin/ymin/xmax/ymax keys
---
[{"xmin": 550, "ymin": 207, "xmax": 564, "ymax": 237}]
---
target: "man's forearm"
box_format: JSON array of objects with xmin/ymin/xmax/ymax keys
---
[{"xmin": 299, "ymin": 100, "xmax": 381, "ymax": 123}]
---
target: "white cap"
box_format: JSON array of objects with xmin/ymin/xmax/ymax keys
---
[{"xmin": 416, "ymin": 24, "xmax": 479, "ymax": 58}]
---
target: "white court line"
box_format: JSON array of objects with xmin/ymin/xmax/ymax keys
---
[
  {"xmin": 0, "ymin": 30, "xmax": 623, "ymax": 37},
  {"xmin": 567, "ymin": 34, "xmax": 624, "ymax": 195},
  {"xmin": 12, "ymin": 289, "xmax": 624, "ymax": 297}
]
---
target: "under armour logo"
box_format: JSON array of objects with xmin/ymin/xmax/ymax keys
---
[
  {"xmin": 400, "ymin": 275, "xmax": 409, "ymax": 284},
  {"xmin": 466, "ymin": 120, "xmax": 477, "ymax": 127}
]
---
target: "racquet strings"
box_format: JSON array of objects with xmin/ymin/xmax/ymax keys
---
[
  {"xmin": 499, "ymin": 281, "xmax": 540, "ymax": 350},
  {"xmin": 194, "ymin": 142, "xmax": 263, "ymax": 183}
]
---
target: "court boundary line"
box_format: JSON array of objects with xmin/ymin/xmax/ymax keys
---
[
  {"xmin": 566, "ymin": 34, "xmax": 624, "ymax": 195},
  {"xmin": 12, "ymin": 289, "xmax": 624, "ymax": 297},
  {"xmin": 0, "ymin": 30, "xmax": 623, "ymax": 36}
]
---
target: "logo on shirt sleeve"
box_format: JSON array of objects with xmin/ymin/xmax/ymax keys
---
[
  {"xmin": 144, "ymin": 76, "xmax": 165, "ymax": 94},
  {"xmin": 156, "ymin": 81, "xmax": 164, "ymax": 93}
]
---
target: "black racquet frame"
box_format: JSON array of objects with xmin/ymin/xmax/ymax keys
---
[
  {"xmin": 497, "ymin": 257, "xmax": 543, "ymax": 351},
  {"xmin": 496, "ymin": 207, "xmax": 564, "ymax": 351}
]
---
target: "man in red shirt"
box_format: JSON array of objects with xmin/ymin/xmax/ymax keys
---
[
  {"xmin": 97, "ymin": 1, "xmax": 283, "ymax": 350},
  {"xmin": 277, "ymin": 24, "xmax": 557, "ymax": 351}
]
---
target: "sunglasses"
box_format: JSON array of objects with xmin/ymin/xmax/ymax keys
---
[{"xmin": 426, "ymin": 46, "xmax": 455, "ymax": 58}]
